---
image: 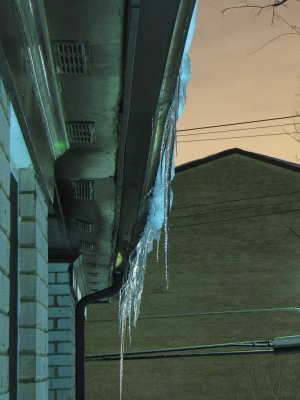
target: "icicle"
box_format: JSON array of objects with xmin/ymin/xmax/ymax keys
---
[
  {"xmin": 118, "ymin": 93, "xmax": 181, "ymax": 399},
  {"xmin": 119, "ymin": 228, "xmax": 154, "ymax": 399},
  {"xmin": 118, "ymin": 4, "xmax": 198, "ymax": 397},
  {"xmin": 162, "ymin": 84, "xmax": 178, "ymax": 288}
]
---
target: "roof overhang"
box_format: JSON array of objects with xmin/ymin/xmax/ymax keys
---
[
  {"xmin": 0, "ymin": 0, "xmax": 196, "ymax": 294},
  {"xmin": 115, "ymin": 0, "xmax": 197, "ymax": 271}
]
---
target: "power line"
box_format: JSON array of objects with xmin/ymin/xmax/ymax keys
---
[
  {"xmin": 87, "ymin": 335, "xmax": 300, "ymax": 361},
  {"xmin": 177, "ymin": 122, "xmax": 297, "ymax": 137},
  {"xmin": 170, "ymin": 207, "xmax": 300, "ymax": 229},
  {"xmin": 87, "ymin": 307, "xmax": 300, "ymax": 324},
  {"xmin": 86, "ymin": 349, "xmax": 273, "ymax": 362},
  {"xmin": 177, "ymin": 114, "xmax": 300, "ymax": 132},
  {"xmin": 85, "ymin": 340, "xmax": 272, "ymax": 362},
  {"xmin": 172, "ymin": 190, "xmax": 300, "ymax": 211},
  {"xmin": 177, "ymin": 131, "xmax": 296, "ymax": 143},
  {"xmin": 170, "ymin": 199, "xmax": 300, "ymax": 220}
]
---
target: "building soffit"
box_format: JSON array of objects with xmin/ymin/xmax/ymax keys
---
[
  {"xmin": 45, "ymin": 0, "xmax": 125, "ymax": 294},
  {"xmin": 0, "ymin": 0, "xmax": 197, "ymax": 295}
]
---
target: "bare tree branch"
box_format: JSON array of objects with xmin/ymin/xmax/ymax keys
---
[
  {"xmin": 221, "ymin": 1, "xmax": 300, "ymax": 54},
  {"xmin": 247, "ymin": 32, "xmax": 299, "ymax": 54},
  {"xmin": 222, "ymin": 0, "xmax": 289, "ymax": 15}
]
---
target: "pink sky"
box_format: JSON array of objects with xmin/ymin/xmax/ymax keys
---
[{"xmin": 176, "ymin": 0, "xmax": 300, "ymax": 165}]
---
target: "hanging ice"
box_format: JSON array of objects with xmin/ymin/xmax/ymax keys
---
[{"xmin": 118, "ymin": 4, "xmax": 197, "ymax": 398}]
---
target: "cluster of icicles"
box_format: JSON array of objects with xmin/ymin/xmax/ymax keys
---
[
  {"xmin": 118, "ymin": 5, "xmax": 197, "ymax": 398},
  {"xmin": 118, "ymin": 88, "xmax": 178, "ymax": 397}
]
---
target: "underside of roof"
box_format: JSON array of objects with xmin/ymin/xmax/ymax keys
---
[{"xmin": 0, "ymin": 0, "xmax": 196, "ymax": 295}]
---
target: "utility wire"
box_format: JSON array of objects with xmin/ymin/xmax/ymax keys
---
[
  {"xmin": 172, "ymin": 190, "xmax": 300, "ymax": 211},
  {"xmin": 85, "ymin": 340, "xmax": 273, "ymax": 362},
  {"xmin": 86, "ymin": 335, "xmax": 300, "ymax": 361},
  {"xmin": 177, "ymin": 114, "xmax": 300, "ymax": 132},
  {"xmin": 86, "ymin": 307, "xmax": 300, "ymax": 324},
  {"xmin": 170, "ymin": 207, "xmax": 300, "ymax": 229},
  {"xmin": 177, "ymin": 131, "xmax": 295, "ymax": 143},
  {"xmin": 86, "ymin": 349, "xmax": 273, "ymax": 362},
  {"xmin": 170, "ymin": 198, "xmax": 300, "ymax": 220},
  {"xmin": 177, "ymin": 122, "xmax": 297, "ymax": 137}
]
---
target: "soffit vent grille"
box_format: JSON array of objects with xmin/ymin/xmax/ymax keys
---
[
  {"xmin": 88, "ymin": 272, "xmax": 99, "ymax": 277},
  {"xmin": 72, "ymin": 180, "xmax": 94, "ymax": 200},
  {"xmin": 84, "ymin": 254, "xmax": 97, "ymax": 261},
  {"xmin": 66, "ymin": 121, "xmax": 96, "ymax": 144},
  {"xmin": 85, "ymin": 262, "xmax": 98, "ymax": 269},
  {"xmin": 80, "ymin": 241, "xmax": 95, "ymax": 252},
  {"xmin": 75, "ymin": 218, "xmax": 94, "ymax": 233},
  {"xmin": 54, "ymin": 41, "xmax": 90, "ymax": 75}
]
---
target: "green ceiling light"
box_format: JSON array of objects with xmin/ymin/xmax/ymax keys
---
[
  {"xmin": 116, "ymin": 252, "xmax": 123, "ymax": 267},
  {"xmin": 54, "ymin": 141, "xmax": 67, "ymax": 153}
]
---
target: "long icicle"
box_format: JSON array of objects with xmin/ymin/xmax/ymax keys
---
[
  {"xmin": 163, "ymin": 83, "xmax": 178, "ymax": 288},
  {"xmin": 118, "ymin": 88, "xmax": 181, "ymax": 399}
]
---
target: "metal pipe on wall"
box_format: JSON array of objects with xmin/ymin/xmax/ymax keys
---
[{"xmin": 75, "ymin": 269, "xmax": 123, "ymax": 400}]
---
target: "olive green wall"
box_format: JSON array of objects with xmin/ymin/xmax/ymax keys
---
[{"xmin": 86, "ymin": 152, "xmax": 300, "ymax": 399}]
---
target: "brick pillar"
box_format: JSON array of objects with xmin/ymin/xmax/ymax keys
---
[
  {"xmin": 0, "ymin": 78, "xmax": 10, "ymax": 400},
  {"xmin": 48, "ymin": 263, "xmax": 76, "ymax": 400},
  {"xmin": 18, "ymin": 169, "xmax": 48, "ymax": 399}
]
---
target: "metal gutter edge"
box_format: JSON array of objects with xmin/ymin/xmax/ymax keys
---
[
  {"xmin": 111, "ymin": 0, "xmax": 140, "ymax": 279},
  {"xmin": 132, "ymin": 0, "xmax": 197, "ymax": 247}
]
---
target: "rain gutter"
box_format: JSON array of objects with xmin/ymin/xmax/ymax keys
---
[{"xmin": 116, "ymin": 0, "xmax": 196, "ymax": 259}]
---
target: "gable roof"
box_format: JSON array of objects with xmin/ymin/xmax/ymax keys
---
[{"xmin": 176, "ymin": 148, "xmax": 300, "ymax": 174}]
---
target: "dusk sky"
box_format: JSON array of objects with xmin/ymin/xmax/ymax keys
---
[{"xmin": 176, "ymin": 0, "xmax": 300, "ymax": 165}]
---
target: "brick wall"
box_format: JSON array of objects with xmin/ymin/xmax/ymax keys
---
[
  {"xmin": 48, "ymin": 263, "xmax": 76, "ymax": 400},
  {"xmin": 0, "ymin": 78, "xmax": 10, "ymax": 400},
  {"xmin": 18, "ymin": 169, "xmax": 49, "ymax": 399}
]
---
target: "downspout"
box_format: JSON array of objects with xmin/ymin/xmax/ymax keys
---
[{"xmin": 75, "ymin": 268, "xmax": 123, "ymax": 400}]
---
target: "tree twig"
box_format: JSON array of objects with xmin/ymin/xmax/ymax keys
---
[{"xmin": 222, "ymin": 0, "xmax": 289, "ymax": 15}]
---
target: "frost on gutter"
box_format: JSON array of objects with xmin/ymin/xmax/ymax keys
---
[{"xmin": 118, "ymin": 4, "xmax": 197, "ymax": 397}]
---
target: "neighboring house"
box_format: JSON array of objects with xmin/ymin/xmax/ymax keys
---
[
  {"xmin": 86, "ymin": 148, "xmax": 300, "ymax": 399},
  {"xmin": 0, "ymin": 1, "xmax": 196, "ymax": 400}
]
